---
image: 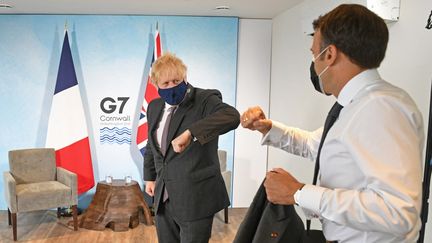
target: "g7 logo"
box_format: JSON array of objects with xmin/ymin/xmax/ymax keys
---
[{"xmin": 100, "ymin": 97, "xmax": 129, "ymax": 114}]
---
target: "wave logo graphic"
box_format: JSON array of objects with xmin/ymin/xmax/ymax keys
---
[{"xmin": 100, "ymin": 127, "xmax": 131, "ymax": 145}]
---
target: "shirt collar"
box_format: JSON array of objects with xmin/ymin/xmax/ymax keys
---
[
  {"xmin": 164, "ymin": 103, "xmax": 175, "ymax": 111},
  {"xmin": 337, "ymin": 69, "xmax": 382, "ymax": 106}
]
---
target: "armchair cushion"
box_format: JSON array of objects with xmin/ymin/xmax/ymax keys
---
[
  {"xmin": 16, "ymin": 181, "xmax": 72, "ymax": 212},
  {"xmin": 9, "ymin": 148, "xmax": 56, "ymax": 184}
]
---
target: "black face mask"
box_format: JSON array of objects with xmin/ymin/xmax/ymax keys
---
[
  {"xmin": 309, "ymin": 61, "xmax": 322, "ymax": 93},
  {"xmin": 309, "ymin": 61, "xmax": 330, "ymax": 96}
]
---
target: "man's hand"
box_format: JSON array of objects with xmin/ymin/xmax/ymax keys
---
[
  {"xmin": 145, "ymin": 181, "xmax": 156, "ymax": 197},
  {"xmin": 241, "ymin": 106, "xmax": 272, "ymax": 135},
  {"xmin": 264, "ymin": 168, "xmax": 304, "ymax": 205},
  {"xmin": 172, "ymin": 129, "xmax": 193, "ymax": 153}
]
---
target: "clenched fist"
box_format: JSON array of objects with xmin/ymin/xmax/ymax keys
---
[
  {"xmin": 241, "ymin": 106, "xmax": 272, "ymax": 135},
  {"xmin": 264, "ymin": 168, "xmax": 304, "ymax": 205},
  {"xmin": 145, "ymin": 181, "xmax": 156, "ymax": 196},
  {"xmin": 172, "ymin": 129, "xmax": 193, "ymax": 153}
]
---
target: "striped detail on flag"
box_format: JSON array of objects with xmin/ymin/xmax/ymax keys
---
[
  {"xmin": 136, "ymin": 28, "xmax": 162, "ymax": 155},
  {"xmin": 46, "ymin": 31, "xmax": 94, "ymax": 194},
  {"xmin": 47, "ymin": 86, "xmax": 88, "ymax": 148}
]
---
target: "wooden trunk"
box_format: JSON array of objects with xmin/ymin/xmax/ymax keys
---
[{"xmin": 79, "ymin": 180, "xmax": 153, "ymax": 231}]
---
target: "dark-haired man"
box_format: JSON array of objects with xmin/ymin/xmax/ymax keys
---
[{"xmin": 241, "ymin": 4, "xmax": 424, "ymax": 242}]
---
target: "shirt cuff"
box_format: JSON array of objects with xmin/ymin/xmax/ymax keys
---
[
  {"xmin": 261, "ymin": 120, "xmax": 286, "ymax": 145},
  {"xmin": 297, "ymin": 184, "xmax": 327, "ymax": 217},
  {"xmin": 188, "ymin": 129, "xmax": 198, "ymax": 142}
]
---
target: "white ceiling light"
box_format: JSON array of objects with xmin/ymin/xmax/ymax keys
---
[
  {"xmin": 215, "ymin": 5, "xmax": 230, "ymax": 11},
  {"xmin": 0, "ymin": 2, "xmax": 12, "ymax": 8}
]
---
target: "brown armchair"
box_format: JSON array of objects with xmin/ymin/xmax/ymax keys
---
[{"xmin": 3, "ymin": 148, "xmax": 78, "ymax": 241}]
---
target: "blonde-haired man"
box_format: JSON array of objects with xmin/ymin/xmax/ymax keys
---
[{"xmin": 144, "ymin": 53, "xmax": 240, "ymax": 243}]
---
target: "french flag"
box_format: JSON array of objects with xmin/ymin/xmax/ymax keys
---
[{"xmin": 46, "ymin": 30, "xmax": 95, "ymax": 194}]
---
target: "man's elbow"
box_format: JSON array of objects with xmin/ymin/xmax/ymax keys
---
[
  {"xmin": 228, "ymin": 108, "xmax": 240, "ymax": 128},
  {"xmin": 387, "ymin": 210, "xmax": 420, "ymax": 237}
]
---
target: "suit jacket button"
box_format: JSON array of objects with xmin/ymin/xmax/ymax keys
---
[{"xmin": 270, "ymin": 232, "xmax": 278, "ymax": 238}]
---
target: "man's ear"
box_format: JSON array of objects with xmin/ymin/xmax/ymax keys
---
[{"xmin": 326, "ymin": 44, "xmax": 338, "ymax": 65}]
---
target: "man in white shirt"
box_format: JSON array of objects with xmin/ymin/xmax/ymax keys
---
[{"xmin": 241, "ymin": 4, "xmax": 424, "ymax": 243}]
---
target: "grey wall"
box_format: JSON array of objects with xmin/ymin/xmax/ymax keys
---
[{"xmin": 233, "ymin": 19, "xmax": 272, "ymax": 207}]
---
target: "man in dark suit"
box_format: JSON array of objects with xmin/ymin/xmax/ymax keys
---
[{"xmin": 143, "ymin": 53, "xmax": 240, "ymax": 243}]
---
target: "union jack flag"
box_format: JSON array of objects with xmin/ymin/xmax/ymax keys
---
[{"xmin": 136, "ymin": 26, "xmax": 163, "ymax": 156}]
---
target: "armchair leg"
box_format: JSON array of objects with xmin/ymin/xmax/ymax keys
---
[
  {"xmin": 57, "ymin": 207, "xmax": 61, "ymax": 218},
  {"xmin": 7, "ymin": 208, "xmax": 11, "ymax": 226},
  {"xmin": 11, "ymin": 212, "xmax": 17, "ymax": 241},
  {"xmin": 72, "ymin": 205, "xmax": 78, "ymax": 231},
  {"xmin": 224, "ymin": 207, "xmax": 229, "ymax": 224}
]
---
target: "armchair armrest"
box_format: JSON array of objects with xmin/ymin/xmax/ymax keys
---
[
  {"xmin": 3, "ymin": 172, "xmax": 17, "ymax": 212},
  {"xmin": 57, "ymin": 167, "xmax": 78, "ymax": 205}
]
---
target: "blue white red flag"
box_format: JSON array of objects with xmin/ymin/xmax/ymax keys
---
[
  {"xmin": 46, "ymin": 30, "xmax": 94, "ymax": 194},
  {"xmin": 136, "ymin": 27, "xmax": 163, "ymax": 156}
]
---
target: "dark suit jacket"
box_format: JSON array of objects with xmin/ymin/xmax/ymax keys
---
[
  {"xmin": 234, "ymin": 180, "xmax": 305, "ymax": 243},
  {"xmin": 143, "ymin": 83, "xmax": 240, "ymax": 221}
]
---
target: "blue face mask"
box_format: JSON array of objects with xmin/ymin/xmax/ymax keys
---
[{"xmin": 158, "ymin": 81, "xmax": 188, "ymax": 105}]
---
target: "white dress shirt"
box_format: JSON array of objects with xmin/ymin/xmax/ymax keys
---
[{"xmin": 262, "ymin": 69, "xmax": 424, "ymax": 243}]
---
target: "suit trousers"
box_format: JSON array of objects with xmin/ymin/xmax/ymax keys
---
[{"xmin": 155, "ymin": 199, "xmax": 214, "ymax": 243}]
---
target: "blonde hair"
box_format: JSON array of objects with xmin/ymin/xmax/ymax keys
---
[{"xmin": 151, "ymin": 52, "xmax": 187, "ymax": 85}]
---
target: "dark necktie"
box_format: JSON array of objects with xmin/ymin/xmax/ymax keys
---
[
  {"xmin": 161, "ymin": 106, "xmax": 176, "ymax": 202},
  {"xmin": 160, "ymin": 106, "xmax": 176, "ymax": 156},
  {"xmin": 307, "ymin": 102, "xmax": 343, "ymax": 234}
]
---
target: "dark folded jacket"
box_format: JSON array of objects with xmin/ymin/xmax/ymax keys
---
[{"xmin": 233, "ymin": 180, "xmax": 305, "ymax": 243}]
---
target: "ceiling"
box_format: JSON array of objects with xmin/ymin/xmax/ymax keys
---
[{"xmin": 0, "ymin": 0, "xmax": 303, "ymax": 19}]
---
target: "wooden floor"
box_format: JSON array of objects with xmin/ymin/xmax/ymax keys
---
[{"xmin": 0, "ymin": 208, "xmax": 247, "ymax": 242}]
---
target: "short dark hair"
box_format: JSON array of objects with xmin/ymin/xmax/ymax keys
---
[{"xmin": 312, "ymin": 4, "xmax": 389, "ymax": 69}]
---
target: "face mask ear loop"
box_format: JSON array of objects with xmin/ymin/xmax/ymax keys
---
[
  {"xmin": 312, "ymin": 45, "xmax": 330, "ymax": 63},
  {"xmin": 318, "ymin": 65, "xmax": 329, "ymax": 93},
  {"xmin": 318, "ymin": 65, "xmax": 329, "ymax": 78}
]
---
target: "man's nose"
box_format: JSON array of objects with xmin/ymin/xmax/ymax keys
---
[{"xmin": 167, "ymin": 81, "xmax": 178, "ymax": 87}]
